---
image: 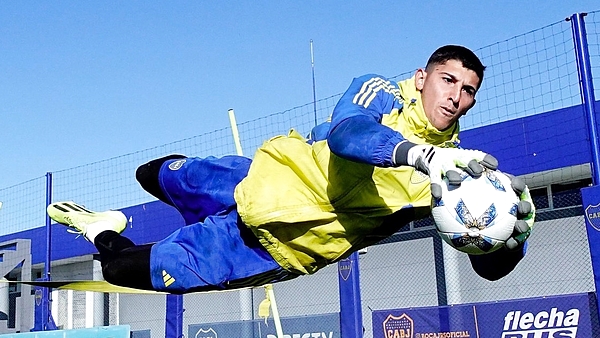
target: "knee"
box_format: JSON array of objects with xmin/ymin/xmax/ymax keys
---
[
  {"xmin": 135, "ymin": 163, "xmax": 155, "ymax": 187},
  {"xmin": 136, "ymin": 154, "xmax": 186, "ymax": 201},
  {"xmin": 135, "ymin": 154, "xmax": 185, "ymax": 185}
]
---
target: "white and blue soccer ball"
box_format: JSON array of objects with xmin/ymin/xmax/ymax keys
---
[{"xmin": 431, "ymin": 169, "xmax": 519, "ymax": 255}]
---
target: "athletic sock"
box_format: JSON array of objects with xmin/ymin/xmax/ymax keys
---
[{"xmin": 85, "ymin": 221, "xmax": 121, "ymax": 243}]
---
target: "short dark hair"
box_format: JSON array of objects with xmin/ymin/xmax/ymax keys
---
[{"xmin": 426, "ymin": 45, "xmax": 486, "ymax": 84}]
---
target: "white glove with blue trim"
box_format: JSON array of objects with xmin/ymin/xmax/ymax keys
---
[
  {"xmin": 505, "ymin": 175, "xmax": 536, "ymax": 250},
  {"xmin": 394, "ymin": 141, "xmax": 498, "ymax": 198},
  {"xmin": 394, "ymin": 141, "xmax": 535, "ymax": 251}
]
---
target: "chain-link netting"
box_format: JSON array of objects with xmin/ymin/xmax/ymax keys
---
[
  {"xmin": 358, "ymin": 17, "xmax": 597, "ymax": 338},
  {"xmin": 588, "ymin": 10, "xmax": 600, "ymax": 99},
  {"xmin": 0, "ymin": 11, "xmax": 599, "ymax": 338}
]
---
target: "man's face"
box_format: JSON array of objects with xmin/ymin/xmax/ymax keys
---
[{"xmin": 415, "ymin": 59, "xmax": 481, "ymax": 131}]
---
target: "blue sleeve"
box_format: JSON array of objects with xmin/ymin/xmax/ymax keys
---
[
  {"xmin": 468, "ymin": 242, "xmax": 528, "ymax": 281},
  {"xmin": 308, "ymin": 121, "xmax": 331, "ymax": 143},
  {"xmin": 326, "ymin": 74, "xmax": 405, "ymax": 167}
]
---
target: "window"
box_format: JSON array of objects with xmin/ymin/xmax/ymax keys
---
[
  {"xmin": 550, "ymin": 178, "xmax": 592, "ymax": 209},
  {"xmin": 530, "ymin": 187, "xmax": 549, "ymax": 210}
]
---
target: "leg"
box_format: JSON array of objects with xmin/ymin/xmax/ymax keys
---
[
  {"xmin": 149, "ymin": 210, "xmax": 295, "ymax": 293},
  {"xmin": 47, "ymin": 202, "xmax": 154, "ymax": 290},
  {"xmin": 94, "ymin": 231, "xmax": 154, "ymax": 290},
  {"xmin": 151, "ymin": 155, "xmax": 252, "ymax": 225},
  {"xmin": 135, "ymin": 154, "xmax": 186, "ymax": 205}
]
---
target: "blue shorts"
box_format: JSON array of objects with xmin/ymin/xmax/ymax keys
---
[{"xmin": 149, "ymin": 156, "xmax": 292, "ymax": 292}]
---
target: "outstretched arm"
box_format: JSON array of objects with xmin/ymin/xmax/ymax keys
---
[
  {"xmin": 323, "ymin": 74, "xmax": 533, "ymax": 281},
  {"xmin": 468, "ymin": 175, "xmax": 535, "ymax": 280},
  {"xmin": 326, "ymin": 74, "xmax": 405, "ymax": 167},
  {"xmin": 324, "ymin": 74, "xmax": 496, "ymax": 184},
  {"xmin": 468, "ymin": 243, "xmax": 527, "ymax": 281}
]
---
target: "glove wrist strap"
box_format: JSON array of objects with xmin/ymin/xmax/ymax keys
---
[{"xmin": 393, "ymin": 141, "xmax": 418, "ymax": 166}]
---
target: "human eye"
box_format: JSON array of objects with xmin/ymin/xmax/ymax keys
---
[{"xmin": 463, "ymin": 87, "xmax": 476, "ymax": 96}]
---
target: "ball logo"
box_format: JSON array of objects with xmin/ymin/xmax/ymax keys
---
[
  {"xmin": 169, "ymin": 159, "xmax": 186, "ymax": 171},
  {"xmin": 455, "ymin": 199, "xmax": 496, "ymax": 230},
  {"xmin": 383, "ymin": 313, "xmax": 413, "ymax": 338},
  {"xmin": 432, "ymin": 169, "xmax": 518, "ymax": 255},
  {"xmin": 449, "ymin": 200, "xmax": 497, "ymax": 252},
  {"xmin": 502, "ymin": 307, "xmax": 579, "ymax": 337},
  {"xmin": 484, "ymin": 169, "xmax": 507, "ymax": 192},
  {"xmin": 584, "ymin": 203, "xmax": 600, "ymax": 232}
]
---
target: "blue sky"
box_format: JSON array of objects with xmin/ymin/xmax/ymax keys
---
[{"xmin": 1, "ymin": 1, "xmax": 598, "ymax": 188}]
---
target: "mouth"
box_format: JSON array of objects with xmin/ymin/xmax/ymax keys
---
[{"xmin": 440, "ymin": 107, "xmax": 456, "ymax": 118}]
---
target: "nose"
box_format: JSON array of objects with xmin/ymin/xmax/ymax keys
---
[{"xmin": 448, "ymin": 86, "xmax": 461, "ymax": 107}]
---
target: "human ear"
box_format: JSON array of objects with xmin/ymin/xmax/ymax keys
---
[{"xmin": 415, "ymin": 68, "xmax": 426, "ymax": 91}]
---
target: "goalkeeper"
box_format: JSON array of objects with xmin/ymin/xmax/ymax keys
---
[{"xmin": 48, "ymin": 45, "xmax": 535, "ymax": 293}]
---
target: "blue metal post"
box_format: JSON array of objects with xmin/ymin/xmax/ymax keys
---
[
  {"xmin": 570, "ymin": 12, "xmax": 600, "ymax": 185},
  {"xmin": 43, "ymin": 173, "xmax": 52, "ymax": 330},
  {"xmin": 165, "ymin": 294, "xmax": 184, "ymax": 338},
  {"xmin": 571, "ymin": 11, "xmax": 600, "ymax": 328},
  {"xmin": 33, "ymin": 173, "xmax": 57, "ymax": 331},
  {"xmin": 338, "ymin": 252, "xmax": 363, "ymax": 338},
  {"xmin": 44, "ymin": 173, "xmax": 57, "ymax": 330}
]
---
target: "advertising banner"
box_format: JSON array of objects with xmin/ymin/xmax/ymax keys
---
[
  {"xmin": 372, "ymin": 293, "xmax": 595, "ymax": 338},
  {"xmin": 582, "ymin": 185, "xmax": 600, "ymax": 314},
  {"xmin": 189, "ymin": 313, "xmax": 340, "ymax": 338}
]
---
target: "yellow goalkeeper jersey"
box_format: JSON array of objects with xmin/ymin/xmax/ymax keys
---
[{"xmin": 234, "ymin": 77, "xmax": 460, "ymax": 275}]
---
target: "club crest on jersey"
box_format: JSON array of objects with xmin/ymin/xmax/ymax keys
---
[
  {"xmin": 383, "ymin": 313, "xmax": 414, "ymax": 338},
  {"xmin": 585, "ymin": 203, "xmax": 600, "ymax": 231},
  {"xmin": 410, "ymin": 169, "xmax": 428, "ymax": 184},
  {"xmin": 168, "ymin": 159, "xmax": 186, "ymax": 171}
]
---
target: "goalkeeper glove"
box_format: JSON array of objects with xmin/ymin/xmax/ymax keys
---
[
  {"xmin": 393, "ymin": 141, "xmax": 498, "ymax": 199},
  {"xmin": 504, "ymin": 175, "xmax": 536, "ymax": 250}
]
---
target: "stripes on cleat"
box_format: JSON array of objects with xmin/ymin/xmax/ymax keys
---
[{"xmin": 52, "ymin": 202, "xmax": 93, "ymax": 213}]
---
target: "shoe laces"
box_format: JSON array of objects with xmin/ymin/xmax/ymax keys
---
[
  {"xmin": 66, "ymin": 228, "xmax": 85, "ymax": 240},
  {"xmin": 62, "ymin": 215, "xmax": 88, "ymax": 240}
]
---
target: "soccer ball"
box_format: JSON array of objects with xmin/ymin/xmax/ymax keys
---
[{"xmin": 431, "ymin": 169, "xmax": 519, "ymax": 255}]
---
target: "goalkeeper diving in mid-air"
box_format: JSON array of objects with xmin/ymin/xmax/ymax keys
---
[{"xmin": 48, "ymin": 45, "xmax": 535, "ymax": 293}]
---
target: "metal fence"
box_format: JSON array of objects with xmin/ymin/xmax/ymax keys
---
[{"xmin": 0, "ymin": 9, "xmax": 599, "ymax": 338}]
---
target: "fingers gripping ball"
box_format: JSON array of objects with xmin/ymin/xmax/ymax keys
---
[
  {"xmin": 431, "ymin": 169, "xmax": 520, "ymax": 255},
  {"xmin": 505, "ymin": 175, "xmax": 536, "ymax": 250}
]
